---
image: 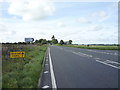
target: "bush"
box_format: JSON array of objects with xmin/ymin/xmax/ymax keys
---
[{"xmin": 2, "ymin": 45, "xmax": 47, "ymax": 88}]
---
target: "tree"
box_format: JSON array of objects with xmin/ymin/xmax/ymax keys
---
[
  {"xmin": 51, "ymin": 35, "xmax": 55, "ymax": 40},
  {"xmin": 18, "ymin": 42, "xmax": 25, "ymax": 44},
  {"xmin": 87, "ymin": 44, "xmax": 89, "ymax": 47},
  {"xmin": 52, "ymin": 39, "xmax": 58, "ymax": 44},
  {"xmin": 13, "ymin": 42, "xmax": 18, "ymax": 44},
  {"xmin": 41, "ymin": 39, "xmax": 47, "ymax": 44},
  {"xmin": 51, "ymin": 35, "xmax": 58, "ymax": 44},
  {"xmin": 35, "ymin": 40, "xmax": 39, "ymax": 43},
  {"xmin": 38, "ymin": 39, "xmax": 43, "ymax": 43},
  {"xmin": 55, "ymin": 39, "xmax": 58, "ymax": 44},
  {"xmin": 35, "ymin": 39, "xmax": 44, "ymax": 44},
  {"xmin": 68, "ymin": 40, "xmax": 72, "ymax": 44},
  {"xmin": 47, "ymin": 40, "xmax": 52, "ymax": 44},
  {"xmin": 59, "ymin": 40, "xmax": 64, "ymax": 45}
]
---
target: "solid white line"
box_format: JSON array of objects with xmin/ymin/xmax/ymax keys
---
[
  {"xmin": 96, "ymin": 60, "xmax": 120, "ymax": 69},
  {"xmin": 48, "ymin": 47, "xmax": 57, "ymax": 89}
]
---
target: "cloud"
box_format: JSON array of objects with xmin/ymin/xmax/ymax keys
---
[
  {"xmin": 1, "ymin": 30, "xmax": 16, "ymax": 35},
  {"xmin": 98, "ymin": 11, "xmax": 108, "ymax": 17},
  {"xmin": 77, "ymin": 17, "xmax": 91, "ymax": 24},
  {"xmin": 27, "ymin": 32, "xmax": 46, "ymax": 36},
  {"xmin": 92, "ymin": 11, "xmax": 107, "ymax": 17},
  {"xmin": 92, "ymin": 11, "xmax": 109, "ymax": 22},
  {"xmin": 89, "ymin": 25, "xmax": 103, "ymax": 31},
  {"xmin": 8, "ymin": 0, "xmax": 55, "ymax": 21},
  {"xmin": 112, "ymin": 3, "xmax": 118, "ymax": 8},
  {"xmin": 0, "ymin": 23, "xmax": 16, "ymax": 36},
  {"xmin": 56, "ymin": 21, "xmax": 65, "ymax": 27},
  {"xmin": 0, "ymin": 24, "xmax": 7, "ymax": 32},
  {"xmin": 0, "ymin": 19, "xmax": 117, "ymax": 44}
]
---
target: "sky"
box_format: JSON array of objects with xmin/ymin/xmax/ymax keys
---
[{"xmin": 0, "ymin": 0, "xmax": 118, "ymax": 44}]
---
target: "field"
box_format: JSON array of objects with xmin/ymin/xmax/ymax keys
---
[
  {"xmin": 2, "ymin": 44, "xmax": 47, "ymax": 88},
  {"xmin": 62, "ymin": 45, "xmax": 120, "ymax": 50}
]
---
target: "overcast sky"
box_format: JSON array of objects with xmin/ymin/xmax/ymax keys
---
[{"xmin": 0, "ymin": 0, "xmax": 118, "ymax": 44}]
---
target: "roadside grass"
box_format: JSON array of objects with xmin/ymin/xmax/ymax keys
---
[
  {"xmin": 58, "ymin": 45, "xmax": 120, "ymax": 50},
  {"xmin": 2, "ymin": 45, "xmax": 47, "ymax": 88}
]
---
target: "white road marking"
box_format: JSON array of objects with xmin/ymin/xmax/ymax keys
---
[
  {"xmin": 57, "ymin": 46, "xmax": 63, "ymax": 50},
  {"xmin": 78, "ymin": 52, "xmax": 93, "ymax": 57},
  {"xmin": 87, "ymin": 50, "xmax": 119, "ymax": 56},
  {"xmin": 72, "ymin": 51, "xmax": 93, "ymax": 58},
  {"xmin": 94, "ymin": 58, "xmax": 100, "ymax": 60},
  {"xmin": 71, "ymin": 50, "xmax": 120, "ymax": 69},
  {"xmin": 71, "ymin": 51, "xmax": 120, "ymax": 70},
  {"xmin": 44, "ymin": 71, "xmax": 49, "ymax": 74},
  {"xmin": 42, "ymin": 85, "xmax": 50, "ymax": 89},
  {"xmin": 104, "ymin": 60, "xmax": 120, "ymax": 65},
  {"xmin": 45, "ymin": 64, "xmax": 48, "ymax": 65},
  {"xmin": 48, "ymin": 47, "xmax": 57, "ymax": 89},
  {"xmin": 96, "ymin": 60, "xmax": 120, "ymax": 69},
  {"xmin": 56, "ymin": 47, "xmax": 119, "ymax": 70}
]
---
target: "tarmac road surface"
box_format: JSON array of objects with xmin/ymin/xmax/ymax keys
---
[{"xmin": 38, "ymin": 46, "xmax": 119, "ymax": 89}]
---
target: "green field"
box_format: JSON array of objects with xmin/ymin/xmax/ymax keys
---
[
  {"xmin": 2, "ymin": 44, "xmax": 47, "ymax": 88},
  {"xmin": 62, "ymin": 45, "xmax": 120, "ymax": 50}
]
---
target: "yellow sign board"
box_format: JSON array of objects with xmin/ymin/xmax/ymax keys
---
[{"xmin": 10, "ymin": 51, "xmax": 25, "ymax": 58}]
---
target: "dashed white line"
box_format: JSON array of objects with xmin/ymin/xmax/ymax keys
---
[
  {"xmin": 103, "ymin": 60, "xmax": 120, "ymax": 65},
  {"xmin": 48, "ymin": 47, "xmax": 57, "ymax": 89},
  {"xmin": 72, "ymin": 51, "xmax": 93, "ymax": 58},
  {"xmin": 44, "ymin": 71, "xmax": 49, "ymax": 74},
  {"xmin": 96, "ymin": 60, "xmax": 120, "ymax": 69},
  {"xmin": 45, "ymin": 64, "xmax": 48, "ymax": 65},
  {"xmin": 71, "ymin": 51, "xmax": 120, "ymax": 69},
  {"xmin": 87, "ymin": 50, "xmax": 119, "ymax": 56},
  {"xmin": 94, "ymin": 58, "xmax": 100, "ymax": 60},
  {"xmin": 78, "ymin": 52, "xmax": 93, "ymax": 57},
  {"xmin": 42, "ymin": 85, "xmax": 50, "ymax": 89}
]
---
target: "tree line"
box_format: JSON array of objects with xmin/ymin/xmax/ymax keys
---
[
  {"xmin": 35, "ymin": 35, "xmax": 72, "ymax": 45},
  {"xmin": 1, "ymin": 35, "xmax": 73, "ymax": 45}
]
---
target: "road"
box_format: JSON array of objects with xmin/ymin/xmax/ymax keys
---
[{"xmin": 38, "ymin": 46, "xmax": 119, "ymax": 89}]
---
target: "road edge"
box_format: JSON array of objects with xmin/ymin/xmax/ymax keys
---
[
  {"xmin": 37, "ymin": 48, "xmax": 48, "ymax": 88},
  {"xmin": 48, "ymin": 47, "xmax": 57, "ymax": 89}
]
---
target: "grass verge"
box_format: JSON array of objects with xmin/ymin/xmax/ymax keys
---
[
  {"xmin": 2, "ymin": 45, "xmax": 47, "ymax": 88},
  {"xmin": 58, "ymin": 45, "xmax": 120, "ymax": 50}
]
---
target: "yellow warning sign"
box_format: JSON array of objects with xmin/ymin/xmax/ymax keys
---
[{"xmin": 10, "ymin": 51, "xmax": 25, "ymax": 58}]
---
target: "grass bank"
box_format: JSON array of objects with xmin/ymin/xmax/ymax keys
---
[
  {"xmin": 2, "ymin": 45, "xmax": 47, "ymax": 88},
  {"xmin": 58, "ymin": 45, "xmax": 120, "ymax": 50}
]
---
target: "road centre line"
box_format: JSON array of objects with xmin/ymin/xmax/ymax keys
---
[
  {"xmin": 48, "ymin": 47, "xmax": 57, "ymax": 89},
  {"xmin": 87, "ymin": 50, "xmax": 119, "ymax": 56},
  {"xmin": 78, "ymin": 52, "xmax": 93, "ymax": 57},
  {"xmin": 56, "ymin": 47, "xmax": 120, "ymax": 69},
  {"xmin": 73, "ymin": 51, "xmax": 120, "ymax": 69},
  {"xmin": 67, "ymin": 50, "xmax": 120, "ymax": 69},
  {"xmin": 72, "ymin": 51, "xmax": 93, "ymax": 58},
  {"xmin": 104, "ymin": 60, "xmax": 120, "ymax": 65},
  {"xmin": 96, "ymin": 60, "xmax": 120, "ymax": 69}
]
